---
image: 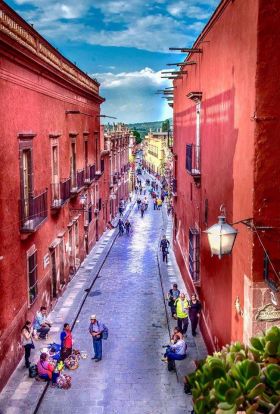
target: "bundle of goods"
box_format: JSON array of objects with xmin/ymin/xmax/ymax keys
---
[
  {"xmin": 64, "ymin": 355, "xmax": 79, "ymax": 370},
  {"xmin": 56, "ymin": 361, "xmax": 64, "ymax": 372},
  {"xmin": 80, "ymin": 351, "xmax": 88, "ymax": 359},
  {"xmin": 48, "ymin": 343, "xmax": 61, "ymax": 361},
  {"xmin": 72, "ymin": 349, "xmax": 81, "ymax": 359},
  {"xmin": 56, "ymin": 374, "xmax": 72, "ymax": 390}
]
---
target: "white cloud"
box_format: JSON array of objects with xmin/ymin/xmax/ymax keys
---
[
  {"xmin": 91, "ymin": 68, "xmax": 173, "ymax": 123},
  {"xmin": 167, "ymin": 0, "xmax": 216, "ymax": 20},
  {"xmin": 11, "ymin": 0, "xmax": 218, "ymax": 52}
]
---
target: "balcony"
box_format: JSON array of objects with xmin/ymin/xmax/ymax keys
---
[
  {"xmin": 19, "ymin": 189, "xmax": 48, "ymax": 233},
  {"xmin": 70, "ymin": 169, "xmax": 85, "ymax": 195},
  {"xmin": 84, "ymin": 164, "xmax": 96, "ymax": 185},
  {"xmin": 186, "ymin": 144, "xmax": 201, "ymax": 185},
  {"xmin": 51, "ymin": 178, "xmax": 71, "ymax": 211}
]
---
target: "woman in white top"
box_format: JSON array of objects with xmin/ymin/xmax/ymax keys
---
[{"xmin": 21, "ymin": 321, "xmax": 34, "ymax": 368}]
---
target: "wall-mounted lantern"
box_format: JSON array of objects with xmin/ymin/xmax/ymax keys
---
[{"xmin": 204, "ymin": 214, "xmax": 238, "ymax": 259}]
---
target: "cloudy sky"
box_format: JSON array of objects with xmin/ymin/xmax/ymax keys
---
[{"xmin": 6, "ymin": 0, "xmax": 220, "ymax": 123}]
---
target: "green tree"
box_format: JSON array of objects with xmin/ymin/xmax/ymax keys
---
[
  {"xmin": 132, "ymin": 129, "xmax": 142, "ymax": 144},
  {"xmin": 162, "ymin": 119, "xmax": 170, "ymax": 132}
]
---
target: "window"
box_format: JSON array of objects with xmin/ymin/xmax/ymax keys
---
[
  {"xmin": 22, "ymin": 149, "xmax": 32, "ymax": 219},
  {"xmin": 70, "ymin": 141, "xmax": 76, "ymax": 188},
  {"xmin": 51, "ymin": 144, "xmax": 59, "ymax": 200},
  {"xmin": 88, "ymin": 204, "xmax": 93, "ymax": 224},
  {"xmin": 188, "ymin": 228, "xmax": 200, "ymax": 284},
  {"xmin": 84, "ymin": 139, "xmax": 88, "ymax": 170},
  {"xmin": 28, "ymin": 250, "xmax": 38, "ymax": 305}
]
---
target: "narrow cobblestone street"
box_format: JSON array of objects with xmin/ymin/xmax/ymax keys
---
[{"xmin": 38, "ymin": 191, "xmax": 189, "ymax": 414}]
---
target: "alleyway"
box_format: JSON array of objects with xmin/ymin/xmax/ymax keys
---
[{"xmin": 38, "ymin": 190, "xmax": 188, "ymax": 414}]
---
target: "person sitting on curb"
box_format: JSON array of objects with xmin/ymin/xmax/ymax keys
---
[
  {"xmin": 33, "ymin": 306, "xmax": 51, "ymax": 340},
  {"xmin": 171, "ymin": 327, "xmax": 184, "ymax": 342},
  {"xmin": 162, "ymin": 334, "xmax": 187, "ymax": 363},
  {"xmin": 37, "ymin": 353, "xmax": 58, "ymax": 386}
]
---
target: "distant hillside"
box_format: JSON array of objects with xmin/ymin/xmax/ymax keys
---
[{"xmin": 127, "ymin": 119, "xmax": 172, "ymax": 140}]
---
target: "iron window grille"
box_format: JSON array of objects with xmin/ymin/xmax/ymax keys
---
[
  {"xmin": 188, "ymin": 228, "xmax": 200, "ymax": 284},
  {"xmin": 28, "ymin": 250, "xmax": 38, "ymax": 306}
]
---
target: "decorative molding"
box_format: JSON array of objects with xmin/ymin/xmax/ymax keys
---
[
  {"xmin": 0, "ymin": 7, "xmax": 99, "ymax": 95},
  {"xmin": 49, "ymin": 132, "xmax": 61, "ymax": 139},
  {"xmin": 17, "ymin": 132, "xmax": 36, "ymax": 140}
]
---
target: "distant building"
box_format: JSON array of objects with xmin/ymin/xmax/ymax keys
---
[
  {"xmin": 143, "ymin": 129, "xmax": 172, "ymax": 178},
  {"xmin": 104, "ymin": 124, "xmax": 131, "ymax": 217},
  {"xmin": 0, "ymin": 1, "xmax": 110, "ymax": 390},
  {"xmin": 172, "ymin": 0, "xmax": 280, "ymax": 352}
]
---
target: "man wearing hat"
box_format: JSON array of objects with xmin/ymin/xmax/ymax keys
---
[{"xmin": 89, "ymin": 315, "xmax": 105, "ymax": 362}]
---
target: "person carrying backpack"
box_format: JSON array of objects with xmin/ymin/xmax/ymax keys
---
[{"xmin": 89, "ymin": 315, "xmax": 108, "ymax": 362}]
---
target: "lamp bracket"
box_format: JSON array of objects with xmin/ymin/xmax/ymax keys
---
[{"xmin": 232, "ymin": 218, "xmax": 274, "ymax": 230}]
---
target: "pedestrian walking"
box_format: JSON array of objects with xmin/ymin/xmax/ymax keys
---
[
  {"xmin": 188, "ymin": 294, "xmax": 202, "ymax": 336},
  {"xmin": 153, "ymin": 198, "xmax": 157, "ymax": 210},
  {"xmin": 140, "ymin": 202, "xmax": 145, "ymax": 218},
  {"xmin": 137, "ymin": 197, "xmax": 141, "ymax": 210},
  {"xmin": 21, "ymin": 320, "xmax": 35, "ymax": 368},
  {"xmin": 157, "ymin": 198, "xmax": 162, "ymax": 210},
  {"xmin": 118, "ymin": 218, "xmax": 124, "ymax": 236},
  {"xmin": 144, "ymin": 197, "xmax": 149, "ymax": 210},
  {"xmin": 175, "ymin": 293, "xmax": 189, "ymax": 335},
  {"xmin": 167, "ymin": 203, "xmax": 172, "ymax": 216},
  {"xmin": 125, "ymin": 220, "xmax": 131, "ymax": 235},
  {"xmin": 89, "ymin": 315, "xmax": 105, "ymax": 362},
  {"xmin": 60, "ymin": 323, "xmax": 73, "ymax": 361},
  {"xmin": 33, "ymin": 306, "xmax": 51, "ymax": 339},
  {"xmin": 160, "ymin": 235, "xmax": 170, "ymax": 263},
  {"xmin": 139, "ymin": 186, "xmax": 142, "ymax": 195},
  {"xmin": 167, "ymin": 283, "xmax": 180, "ymax": 317}
]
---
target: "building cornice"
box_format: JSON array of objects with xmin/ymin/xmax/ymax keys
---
[{"xmin": 0, "ymin": 2, "xmax": 103, "ymax": 100}]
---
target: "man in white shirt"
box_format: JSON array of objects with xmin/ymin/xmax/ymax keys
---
[{"xmin": 162, "ymin": 334, "xmax": 187, "ymax": 362}]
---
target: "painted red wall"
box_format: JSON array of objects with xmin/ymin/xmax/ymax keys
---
[
  {"xmin": 173, "ymin": 0, "xmax": 259, "ymax": 351},
  {"xmin": 0, "ymin": 3, "xmax": 108, "ymax": 390}
]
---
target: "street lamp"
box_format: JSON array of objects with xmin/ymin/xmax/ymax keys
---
[{"xmin": 204, "ymin": 214, "xmax": 238, "ymax": 259}]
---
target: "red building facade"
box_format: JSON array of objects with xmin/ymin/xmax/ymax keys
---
[
  {"xmin": 0, "ymin": 2, "xmax": 110, "ymax": 389},
  {"xmin": 104, "ymin": 124, "xmax": 131, "ymax": 217},
  {"xmin": 172, "ymin": 0, "xmax": 280, "ymax": 352}
]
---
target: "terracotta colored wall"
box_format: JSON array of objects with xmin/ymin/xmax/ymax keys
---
[
  {"xmin": 173, "ymin": 0, "xmax": 258, "ymax": 351},
  {"xmin": 0, "ymin": 42, "xmax": 106, "ymax": 389}
]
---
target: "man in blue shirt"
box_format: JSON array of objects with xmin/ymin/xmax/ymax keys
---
[
  {"xmin": 33, "ymin": 306, "xmax": 51, "ymax": 339},
  {"xmin": 89, "ymin": 315, "xmax": 104, "ymax": 362}
]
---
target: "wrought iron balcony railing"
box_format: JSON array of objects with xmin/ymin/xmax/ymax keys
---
[
  {"xmin": 186, "ymin": 144, "xmax": 201, "ymax": 184},
  {"xmin": 71, "ymin": 169, "xmax": 85, "ymax": 194},
  {"xmin": 19, "ymin": 189, "xmax": 48, "ymax": 232},
  {"xmin": 51, "ymin": 178, "xmax": 71, "ymax": 210},
  {"xmin": 84, "ymin": 164, "xmax": 96, "ymax": 184}
]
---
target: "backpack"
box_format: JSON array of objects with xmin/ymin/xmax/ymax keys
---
[
  {"xmin": 29, "ymin": 364, "xmax": 38, "ymax": 378},
  {"xmin": 102, "ymin": 325, "xmax": 109, "ymax": 340}
]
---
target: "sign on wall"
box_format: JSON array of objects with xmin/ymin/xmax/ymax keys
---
[{"xmin": 256, "ymin": 304, "xmax": 280, "ymax": 322}]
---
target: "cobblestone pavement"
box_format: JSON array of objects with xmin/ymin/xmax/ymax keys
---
[
  {"xmin": 0, "ymin": 177, "xmax": 208, "ymax": 414},
  {"xmin": 38, "ymin": 190, "xmax": 190, "ymax": 414}
]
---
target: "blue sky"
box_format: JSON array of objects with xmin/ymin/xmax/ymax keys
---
[{"xmin": 6, "ymin": 0, "xmax": 220, "ymax": 123}]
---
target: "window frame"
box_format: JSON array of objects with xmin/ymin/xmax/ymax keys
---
[
  {"xmin": 27, "ymin": 246, "xmax": 38, "ymax": 307},
  {"xmin": 188, "ymin": 228, "xmax": 200, "ymax": 284}
]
